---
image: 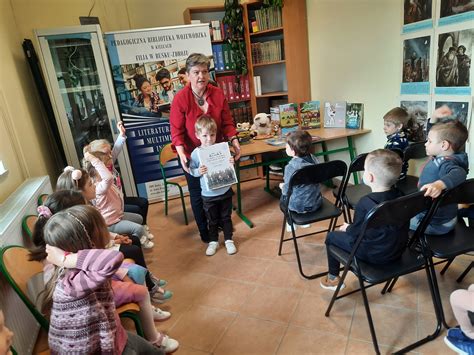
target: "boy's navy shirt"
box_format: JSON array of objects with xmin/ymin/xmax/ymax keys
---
[
  {"xmin": 345, "ymin": 188, "xmax": 408, "ymax": 263},
  {"xmin": 384, "ymin": 131, "xmax": 409, "ymax": 179}
]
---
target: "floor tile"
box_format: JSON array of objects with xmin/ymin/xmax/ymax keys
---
[{"xmin": 277, "ymin": 325, "xmax": 347, "ymax": 354}]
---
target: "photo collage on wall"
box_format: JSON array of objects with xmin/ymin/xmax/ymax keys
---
[{"xmin": 400, "ymin": 0, "xmax": 473, "ymax": 136}]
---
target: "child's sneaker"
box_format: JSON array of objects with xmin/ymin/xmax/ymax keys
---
[
  {"xmin": 206, "ymin": 241, "xmax": 218, "ymax": 256},
  {"xmin": 286, "ymin": 222, "xmax": 297, "ymax": 232},
  {"xmin": 152, "ymin": 306, "xmax": 171, "ymax": 321},
  {"xmin": 152, "ymin": 333, "xmax": 179, "ymax": 354},
  {"xmin": 140, "ymin": 235, "xmax": 154, "ymax": 249},
  {"xmin": 444, "ymin": 328, "xmax": 474, "ymax": 355},
  {"xmin": 320, "ymin": 275, "xmax": 346, "ymax": 291},
  {"xmin": 146, "ymin": 231, "xmax": 155, "ymax": 240},
  {"xmin": 150, "ymin": 287, "xmax": 173, "ymax": 304},
  {"xmin": 225, "ymin": 240, "xmax": 237, "ymax": 255},
  {"xmin": 300, "ymin": 224, "xmax": 311, "ymax": 229},
  {"xmin": 150, "ymin": 273, "xmax": 167, "ymax": 287}
]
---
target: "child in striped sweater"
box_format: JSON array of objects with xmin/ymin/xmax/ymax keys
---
[{"xmin": 42, "ymin": 205, "xmax": 178, "ymax": 354}]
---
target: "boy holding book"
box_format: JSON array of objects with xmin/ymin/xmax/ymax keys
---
[
  {"xmin": 321, "ymin": 149, "xmax": 406, "ymax": 290},
  {"xmin": 189, "ymin": 115, "xmax": 237, "ymax": 256}
]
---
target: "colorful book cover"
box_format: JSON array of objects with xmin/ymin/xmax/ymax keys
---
[
  {"xmin": 299, "ymin": 101, "xmax": 321, "ymax": 129},
  {"xmin": 324, "ymin": 101, "xmax": 346, "ymax": 128},
  {"xmin": 345, "ymin": 103, "xmax": 364, "ymax": 129},
  {"xmin": 279, "ymin": 103, "xmax": 298, "ymax": 135},
  {"xmin": 266, "ymin": 137, "xmax": 287, "ymax": 146}
]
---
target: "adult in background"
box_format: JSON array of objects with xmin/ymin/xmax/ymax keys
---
[{"xmin": 170, "ymin": 53, "xmax": 241, "ymax": 242}]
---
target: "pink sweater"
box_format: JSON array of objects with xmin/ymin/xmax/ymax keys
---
[
  {"xmin": 48, "ymin": 249, "xmax": 127, "ymax": 354},
  {"xmin": 90, "ymin": 156, "xmax": 124, "ymax": 225}
]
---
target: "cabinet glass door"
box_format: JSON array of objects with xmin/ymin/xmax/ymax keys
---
[{"xmin": 36, "ymin": 26, "xmax": 136, "ymax": 196}]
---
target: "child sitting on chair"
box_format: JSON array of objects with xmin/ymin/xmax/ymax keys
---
[
  {"xmin": 410, "ymin": 110, "xmax": 469, "ymax": 235},
  {"xmin": 279, "ymin": 130, "xmax": 322, "ymax": 231},
  {"xmin": 321, "ymin": 149, "xmax": 406, "ymax": 290},
  {"xmin": 383, "ymin": 107, "xmax": 424, "ymax": 179},
  {"xmin": 189, "ymin": 115, "xmax": 237, "ymax": 257}
]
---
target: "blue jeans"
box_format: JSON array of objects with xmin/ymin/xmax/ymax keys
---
[{"xmin": 410, "ymin": 213, "xmax": 457, "ymax": 235}]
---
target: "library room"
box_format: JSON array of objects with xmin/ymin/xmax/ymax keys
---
[{"xmin": 0, "ymin": 0, "xmax": 473, "ymax": 354}]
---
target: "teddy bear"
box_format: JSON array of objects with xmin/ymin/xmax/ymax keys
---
[{"xmin": 251, "ymin": 113, "xmax": 273, "ymax": 136}]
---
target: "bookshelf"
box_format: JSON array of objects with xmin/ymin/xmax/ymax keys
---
[
  {"xmin": 183, "ymin": 6, "xmax": 253, "ymax": 126},
  {"xmin": 243, "ymin": 0, "xmax": 311, "ymax": 115}
]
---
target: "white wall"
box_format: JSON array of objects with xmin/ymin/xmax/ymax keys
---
[{"xmin": 308, "ymin": 0, "xmax": 401, "ymax": 163}]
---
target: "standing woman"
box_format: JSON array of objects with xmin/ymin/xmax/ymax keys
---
[{"xmin": 170, "ymin": 53, "xmax": 241, "ymax": 242}]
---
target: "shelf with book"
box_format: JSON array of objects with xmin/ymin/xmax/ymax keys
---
[
  {"xmin": 243, "ymin": 0, "xmax": 310, "ymax": 118},
  {"xmin": 184, "ymin": 5, "xmax": 254, "ymax": 127}
]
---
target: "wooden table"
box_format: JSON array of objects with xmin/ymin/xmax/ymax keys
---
[{"xmin": 235, "ymin": 128, "xmax": 371, "ymax": 228}]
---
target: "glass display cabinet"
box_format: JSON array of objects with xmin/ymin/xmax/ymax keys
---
[{"xmin": 35, "ymin": 25, "xmax": 136, "ymax": 196}]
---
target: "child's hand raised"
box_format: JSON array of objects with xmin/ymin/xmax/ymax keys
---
[
  {"xmin": 117, "ymin": 121, "xmax": 126, "ymax": 137},
  {"xmin": 199, "ymin": 165, "xmax": 208, "ymax": 176},
  {"xmin": 420, "ymin": 180, "xmax": 446, "ymax": 198},
  {"xmin": 431, "ymin": 105, "xmax": 452, "ymax": 123},
  {"xmin": 83, "ymin": 151, "xmax": 95, "ymax": 162}
]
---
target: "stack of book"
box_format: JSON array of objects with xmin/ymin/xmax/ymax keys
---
[
  {"xmin": 252, "ymin": 7, "xmax": 282, "ymax": 32},
  {"xmin": 251, "ymin": 40, "xmax": 282, "ymax": 64},
  {"xmin": 216, "ymin": 75, "xmax": 251, "ymax": 102},
  {"xmin": 230, "ymin": 103, "xmax": 252, "ymax": 124}
]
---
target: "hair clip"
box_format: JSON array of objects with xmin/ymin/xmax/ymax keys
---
[
  {"xmin": 71, "ymin": 170, "xmax": 82, "ymax": 181},
  {"xmin": 64, "ymin": 166, "xmax": 75, "ymax": 172},
  {"xmin": 37, "ymin": 205, "xmax": 52, "ymax": 219}
]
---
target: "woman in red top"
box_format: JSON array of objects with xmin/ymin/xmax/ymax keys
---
[{"xmin": 170, "ymin": 53, "xmax": 241, "ymax": 242}]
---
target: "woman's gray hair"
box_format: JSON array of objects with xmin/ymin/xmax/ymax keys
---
[{"xmin": 185, "ymin": 53, "xmax": 210, "ymax": 73}]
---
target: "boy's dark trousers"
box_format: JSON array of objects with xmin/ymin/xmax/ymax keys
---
[
  {"xmin": 325, "ymin": 231, "xmax": 382, "ymax": 276},
  {"xmin": 202, "ymin": 189, "xmax": 233, "ymax": 242}
]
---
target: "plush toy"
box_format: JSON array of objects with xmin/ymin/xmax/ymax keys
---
[
  {"xmin": 251, "ymin": 113, "xmax": 273, "ymax": 136},
  {"xmin": 237, "ymin": 122, "xmax": 251, "ymax": 131}
]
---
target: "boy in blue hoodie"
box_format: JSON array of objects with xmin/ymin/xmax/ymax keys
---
[{"xmin": 411, "ymin": 108, "xmax": 469, "ymax": 235}]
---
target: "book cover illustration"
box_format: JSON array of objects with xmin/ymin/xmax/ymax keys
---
[
  {"xmin": 279, "ymin": 103, "xmax": 299, "ymax": 135},
  {"xmin": 324, "ymin": 101, "xmax": 346, "ymax": 128},
  {"xmin": 197, "ymin": 142, "xmax": 237, "ymax": 190},
  {"xmin": 345, "ymin": 103, "xmax": 364, "ymax": 129},
  {"xmin": 266, "ymin": 137, "xmax": 287, "ymax": 146},
  {"xmin": 300, "ymin": 101, "xmax": 321, "ymax": 129}
]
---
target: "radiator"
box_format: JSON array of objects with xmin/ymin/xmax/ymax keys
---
[{"xmin": 0, "ymin": 176, "xmax": 52, "ymax": 354}]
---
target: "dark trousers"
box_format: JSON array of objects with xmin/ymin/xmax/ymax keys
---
[
  {"xmin": 203, "ymin": 189, "xmax": 234, "ymax": 242},
  {"xmin": 119, "ymin": 235, "xmax": 154, "ymax": 291},
  {"xmin": 181, "ymin": 164, "xmax": 209, "ymax": 242},
  {"xmin": 124, "ymin": 196, "xmax": 149, "ymax": 224}
]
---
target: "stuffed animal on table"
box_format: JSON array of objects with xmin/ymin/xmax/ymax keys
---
[{"xmin": 251, "ymin": 113, "xmax": 273, "ymax": 137}]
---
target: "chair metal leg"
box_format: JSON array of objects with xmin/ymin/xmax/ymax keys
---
[
  {"xmin": 164, "ymin": 184, "xmax": 169, "ymax": 216},
  {"xmin": 120, "ymin": 312, "xmax": 144, "ymax": 337},
  {"xmin": 440, "ymin": 258, "xmax": 454, "ymax": 275},
  {"xmin": 289, "ymin": 221, "xmax": 328, "ymax": 280},
  {"xmin": 358, "ymin": 277, "xmax": 381, "ymax": 355},
  {"xmin": 426, "ymin": 256, "xmax": 450, "ymax": 329},
  {"xmin": 325, "ymin": 264, "xmax": 352, "ymax": 316},
  {"xmin": 394, "ymin": 264, "xmax": 443, "ymax": 353},
  {"xmin": 178, "ymin": 186, "xmax": 188, "ymax": 225},
  {"xmin": 386, "ymin": 276, "xmax": 399, "ymax": 293},
  {"xmin": 381, "ymin": 279, "xmax": 392, "ymax": 294},
  {"xmin": 457, "ymin": 261, "xmax": 473, "ymax": 283},
  {"xmin": 278, "ymin": 216, "xmax": 286, "ymax": 256}
]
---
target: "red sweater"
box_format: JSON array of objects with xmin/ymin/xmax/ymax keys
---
[{"xmin": 170, "ymin": 84, "xmax": 237, "ymax": 158}]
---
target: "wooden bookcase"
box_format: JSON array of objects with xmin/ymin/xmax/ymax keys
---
[
  {"xmin": 243, "ymin": 0, "xmax": 311, "ymax": 115},
  {"xmin": 183, "ymin": 6, "xmax": 253, "ymax": 125}
]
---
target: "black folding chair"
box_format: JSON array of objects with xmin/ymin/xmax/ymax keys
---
[
  {"xmin": 425, "ymin": 179, "xmax": 474, "ymax": 283},
  {"xmin": 324, "ymin": 191, "xmax": 444, "ymax": 354},
  {"xmin": 395, "ymin": 141, "xmax": 427, "ymax": 195},
  {"xmin": 334, "ymin": 153, "xmax": 370, "ymax": 223},
  {"xmin": 279, "ymin": 160, "xmax": 347, "ymax": 279}
]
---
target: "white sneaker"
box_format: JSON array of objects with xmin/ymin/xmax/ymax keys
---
[
  {"xmin": 146, "ymin": 232, "xmax": 155, "ymax": 240},
  {"xmin": 152, "ymin": 306, "xmax": 171, "ymax": 321},
  {"xmin": 140, "ymin": 235, "xmax": 154, "ymax": 249},
  {"xmin": 153, "ymin": 334, "xmax": 179, "ymax": 353},
  {"xmin": 300, "ymin": 224, "xmax": 311, "ymax": 229},
  {"xmin": 206, "ymin": 241, "xmax": 218, "ymax": 256},
  {"xmin": 225, "ymin": 240, "xmax": 237, "ymax": 255},
  {"xmin": 286, "ymin": 222, "xmax": 297, "ymax": 232}
]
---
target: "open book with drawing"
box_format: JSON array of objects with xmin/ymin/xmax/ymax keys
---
[{"xmin": 197, "ymin": 142, "xmax": 238, "ymax": 190}]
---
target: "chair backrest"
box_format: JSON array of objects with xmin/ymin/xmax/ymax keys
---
[
  {"xmin": 287, "ymin": 160, "xmax": 347, "ymax": 199},
  {"xmin": 159, "ymin": 143, "xmax": 177, "ymax": 166},
  {"xmin": 403, "ymin": 141, "xmax": 426, "ymax": 162},
  {"xmin": 0, "ymin": 246, "xmax": 49, "ymax": 330},
  {"xmin": 22, "ymin": 215, "xmax": 38, "ymax": 238},
  {"xmin": 348, "ymin": 153, "xmax": 368, "ymax": 174},
  {"xmin": 433, "ymin": 178, "xmax": 474, "ymax": 208},
  {"xmin": 37, "ymin": 194, "xmax": 49, "ymax": 206}
]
